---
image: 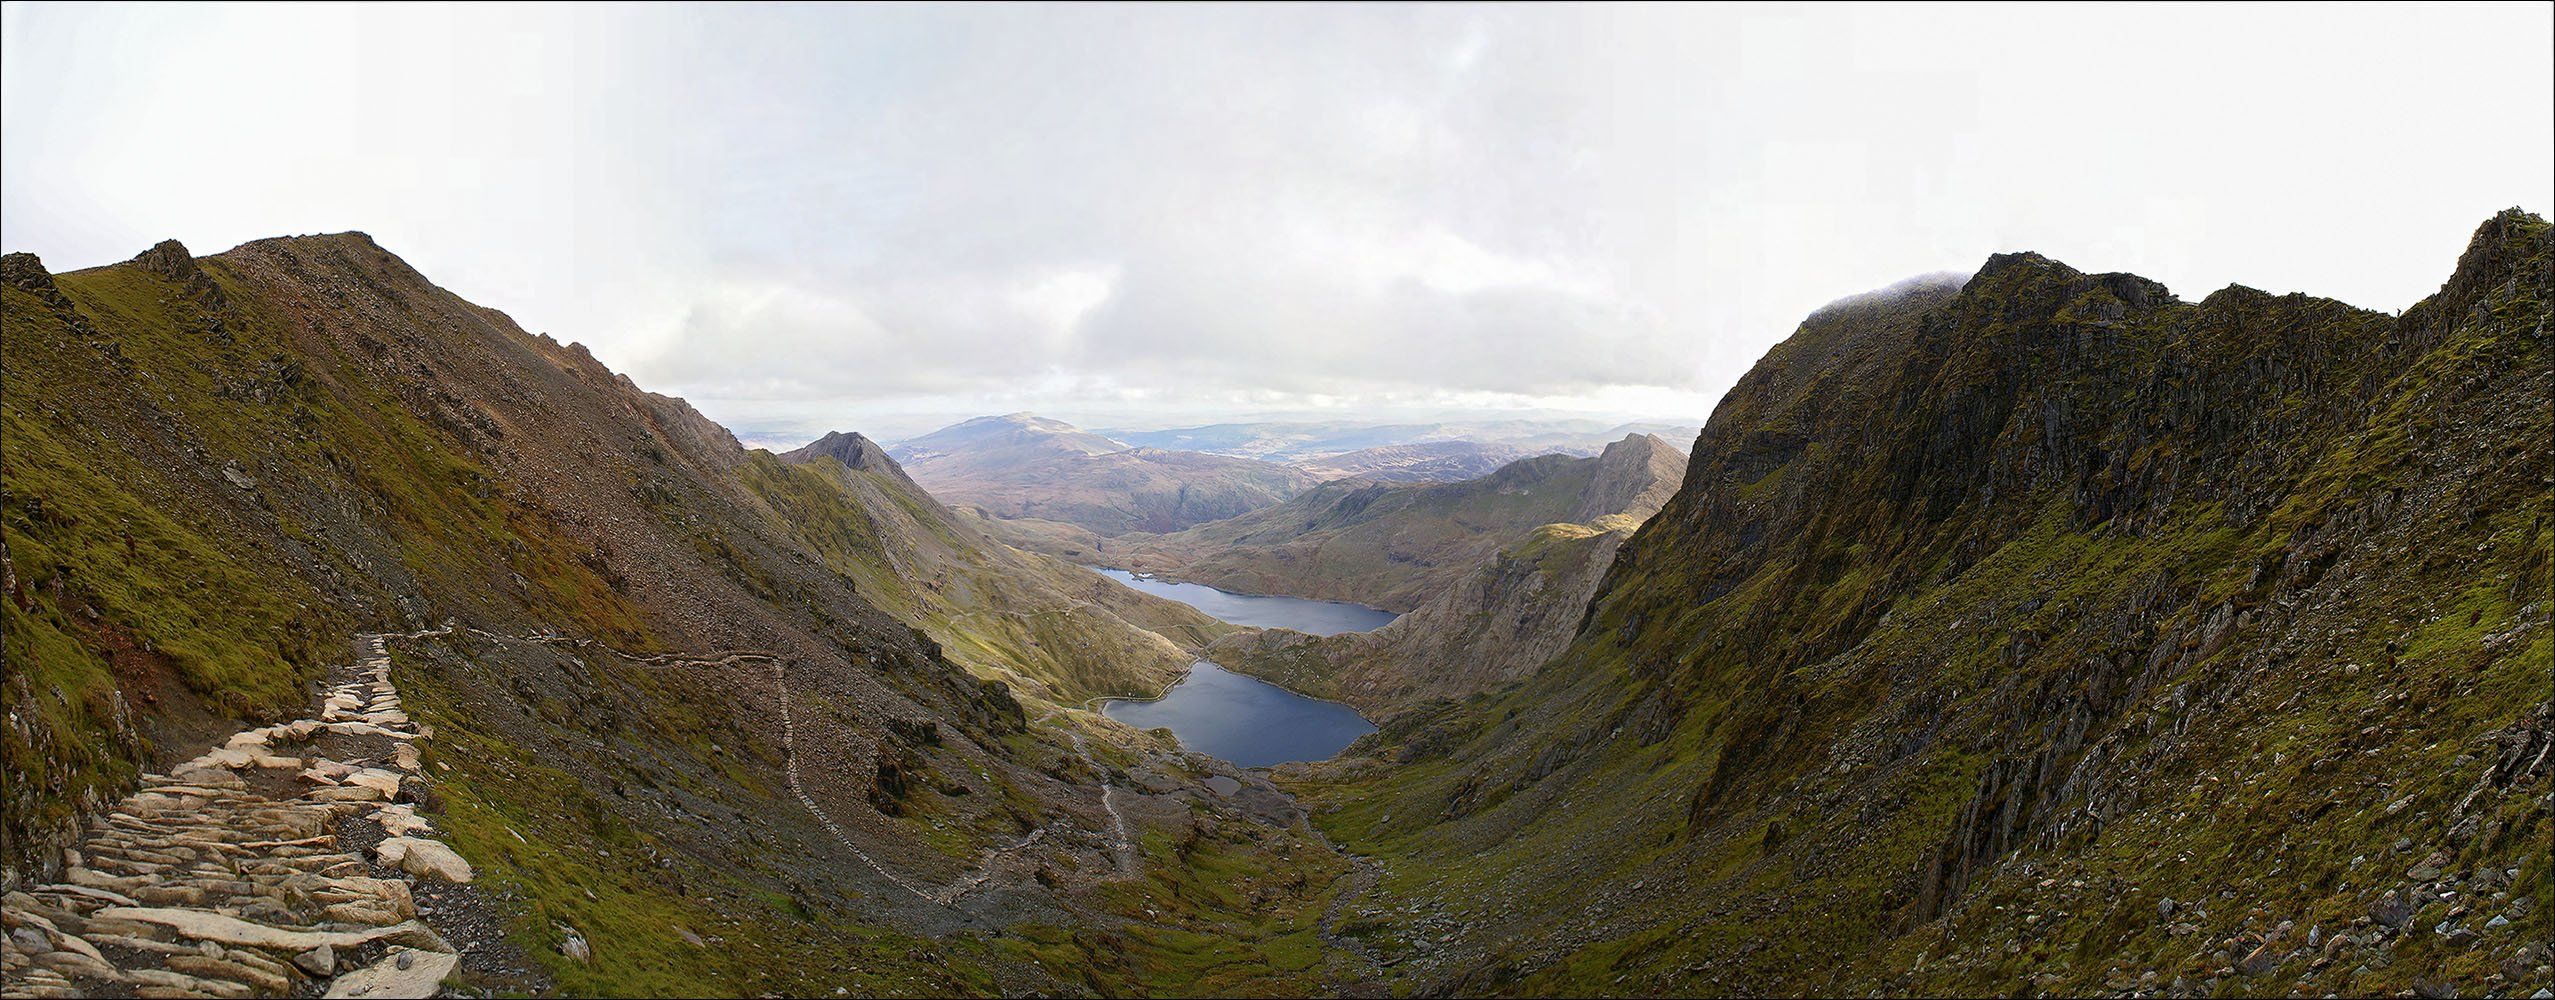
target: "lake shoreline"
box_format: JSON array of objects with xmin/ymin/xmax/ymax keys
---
[
  {"xmin": 1089, "ymin": 564, "xmax": 1401, "ymax": 616},
  {"xmin": 1099, "ymin": 660, "xmax": 1377, "ymax": 769},
  {"xmin": 1090, "ymin": 566, "xmax": 1399, "ymax": 635}
]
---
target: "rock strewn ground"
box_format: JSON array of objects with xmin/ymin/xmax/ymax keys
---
[{"xmin": 2, "ymin": 633, "xmax": 479, "ymax": 999}]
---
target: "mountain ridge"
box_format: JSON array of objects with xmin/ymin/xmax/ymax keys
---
[
  {"xmin": 1094, "ymin": 434, "xmax": 1688, "ymax": 613},
  {"xmin": 1284, "ymin": 210, "xmax": 2552, "ymax": 997},
  {"xmin": 1, "ymin": 233, "xmax": 1366, "ymax": 995},
  {"xmin": 888, "ymin": 413, "xmax": 1317, "ymax": 536}
]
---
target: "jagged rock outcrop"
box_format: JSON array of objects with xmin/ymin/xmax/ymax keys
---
[
  {"xmin": 1300, "ymin": 211, "xmax": 2552, "ymax": 998},
  {"xmin": 1565, "ymin": 433, "xmax": 1686, "ymax": 525},
  {"xmin": 785, "ymin": 430, "xmax": 912, "ymax": 485}
]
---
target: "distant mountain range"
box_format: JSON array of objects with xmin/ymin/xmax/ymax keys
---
[
  {"xmin": 1093, "ymin": 417, "xmax": 1700, "ymax": 463},
  {"xmin": 1090, "ymin": 434, "xmax": 1688, "ymax": 613},
  {"xmin": 887, "ymin": 413, "xmax": 1319, "ymax": 535},
  {"xmin": 883, "ymin": 412, "xmax": 1696, "ymax": 550}
]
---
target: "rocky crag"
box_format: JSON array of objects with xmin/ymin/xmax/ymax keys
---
[{"xmin": 1288, "ymin": 212, "xmax": 2552, "ymax": 998}]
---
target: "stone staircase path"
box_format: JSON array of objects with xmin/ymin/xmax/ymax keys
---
[{"xmin": 3, "ymin": 633, "xmax": 474, "ymax": 999}]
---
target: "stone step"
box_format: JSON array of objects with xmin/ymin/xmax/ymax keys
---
[{"xmin": 22, "ymin": 636, "xmax": 473, "ymax": 999}]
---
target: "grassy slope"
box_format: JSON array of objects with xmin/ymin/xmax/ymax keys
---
[
  {"xmin": 4, "ymin": 239, "xmax": 1362, "ymax": 997},
  {"xmin": 3, "ymin": 253, "xmax": 645, "ymax": 878},
  {"xmin": 1096, "ymin": 454, "xmax": 1611, "ymax": 613},
  {"xmin": 736, "ymin": 452, "xmax": 1232, "ymax": 704},
  {"xmin": 1292, "ymin": 212, "xmax": 2553, "ymax": 997},
  {"xmin": 1205, "ymin": 517, "xmax": 1634, "ymax": 717}
]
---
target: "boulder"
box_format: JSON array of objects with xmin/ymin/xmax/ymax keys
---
[{"xmin": 375, "ymin": 838, "xmax": 473, "ymax": 883}]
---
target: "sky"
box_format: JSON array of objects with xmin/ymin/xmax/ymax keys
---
[{"xmin": 5, "ymin": 3, "xmax": 2550, "ymax": 445}]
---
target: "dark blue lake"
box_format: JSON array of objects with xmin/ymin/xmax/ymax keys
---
[
  {"xmin": 1091, "ymin": 568, "xmax": 1398, "ymax": 635},
  {"xmin": 1102, "ymin": 660, "xmax": 1377, "ymax": 768},
  {"xmin": 1089, "ymin": 568, "xmax": 1392, "ymax": 766}
]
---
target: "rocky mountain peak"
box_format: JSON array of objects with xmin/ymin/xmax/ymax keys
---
[
  {"xmin": 784, "ymin": 430, "xmax": 912, "ymax": 481},
  {"xmin": 1569, "ymin": 432, "xmax": 1690, "ymax": 525},
  {"xmin": 2435, "ymin": 208, "xmax": 2550, "ymax": 315},
  {"xmin": 2, "ymin": 251, "xmax": 55, "ymax": 292},
  {"xmin": 131, "ymin": 238, "xmax": 200, "ymax": 282}
]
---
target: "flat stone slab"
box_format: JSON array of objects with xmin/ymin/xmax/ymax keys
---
[
  {"xmin": 323, "ymin": 945, "xmax": 458, "ymax": 998},
  {"xmin": 93, "ymin": 906, "xmax": 448, "ymax": 954}
]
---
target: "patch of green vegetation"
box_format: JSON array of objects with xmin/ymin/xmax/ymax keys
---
[
  {"xmin": 395, "ymin": 638, "xmax": 1012, "ymax": 996},
  {"xmin": 1288, "ymin": 213, "xmax": 2552, "ymax": 997},
  {"xmin": 990, "ymin": 823, "xmax": 1352, "ymax": 997},
  {"xmin": 3, "ymin": 277, "xmax": 344, "ymax": 869},
  {"xmin": 735, "ymin": 452, "xmax": 1212, "ymax": 703}
]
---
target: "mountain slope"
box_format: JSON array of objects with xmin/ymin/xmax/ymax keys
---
[
  {"xmin": 1, "ymin": 236, "xmax": 1361, "ymax": 996},
  {"xmin": 1204, "ymin": 518, "xmax": 1634, "ymax": 718},
  {"xmin": 756, "ymin": 429, "xmax": 1231, "ymax": 702},
  {"xmin": 1288, "ymin": 212, "xmax": 2553, "ymax": 997},
  {"xmin": 1103, "ymin": 434, "xmax": 1688, "ymax": 613},
  {"xmin": 1291, "ymin": 440, "xmax": 1540, "ymax": 484},
  {"xmin": 1200, "ymin": 291, "xmax": 1937, "ymax": 720},
  {"xmin": 891, "ymin": 413, "xmax": 1316, "ymax": 536}
]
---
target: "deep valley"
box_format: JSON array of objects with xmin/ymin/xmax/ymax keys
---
[{"xmin": 3, "ymin": 210, "xmax": 2548, "ymax": 999}]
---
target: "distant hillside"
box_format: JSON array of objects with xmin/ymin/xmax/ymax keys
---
[
  {"xmin": 1291, "ymin": 440, "xmax": 1541, "ymax": 484},
  {"xmin": 1100, "ymin": 418, "xmax": 1701, "ymax": 463},
  {"xmin": 763, "ymin": 431, "xmax": 1232, "ymax": 702},
  {"xmin": 890, "ymin": 413, "xmax": 1316, "ymax": 535},
  {"xmin": 1205, "ymin": 517, "xmax": 1632, "ymax": 718},
  {"xmin": 1100, "ymin": 435, "xmax": 1688, "ymax": 612}
]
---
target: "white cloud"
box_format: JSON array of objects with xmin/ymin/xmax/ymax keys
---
[{"xmin": 5, "ymin": 3, "xmax": 2549, "ymax": 441}]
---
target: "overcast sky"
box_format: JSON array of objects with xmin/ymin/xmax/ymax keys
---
[{"xmin": 6, "ymin": 3, "xmax": 2549, "ymax": 444}]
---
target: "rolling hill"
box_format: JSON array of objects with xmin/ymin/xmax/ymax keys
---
[
  {"xmin": 889, "ymin": 414, "xmax": 1318, "ymax": 536},
  {"xmin": 1098, "ymin": 434, "xmax": 1687, "ymax": 613}
]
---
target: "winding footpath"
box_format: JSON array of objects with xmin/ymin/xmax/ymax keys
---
[
  {"xmin": 565, "ymin": 639, "xmax": 1138, "ymax": 907},
  {"xmin": 2, "ymin": 633, "xmax": 472, "ymax": 999},
  {"xmin": 1048, "ymin": 719, "xmax": 1139, "ymax": 877},
  {"xmin": 0, "ymin": 625, "xmax": 1158, "ymax": 1000}
]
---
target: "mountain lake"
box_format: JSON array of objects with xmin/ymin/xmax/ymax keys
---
[{"xmin": 1093, "ymin": 568, "xmax": 1390, "ymax": 766}]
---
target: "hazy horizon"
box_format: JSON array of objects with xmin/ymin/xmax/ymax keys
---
[{"xmin": 7, "ymin": 4, "xmax": 2549, "ymax": 443}]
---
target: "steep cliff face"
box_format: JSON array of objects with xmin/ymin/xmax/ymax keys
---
[
  {"xmin": 1202, "ymin": 430, "xmax": 1695, "ymax": 718},
  {"xmin": 1205, "ymin": 520, "xmax": 1632, "ymax": 717},
  {"xmin": 2, "ymin": 236, "xmax": 1358, "ymax": 995},
  {"xmin": 1292, "ymin": 212, "xmax": 2551, "ymax": 997},
  {"xmin": 1101, "ymin": 435, "xmax": 1688, "ymax": 613}
]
